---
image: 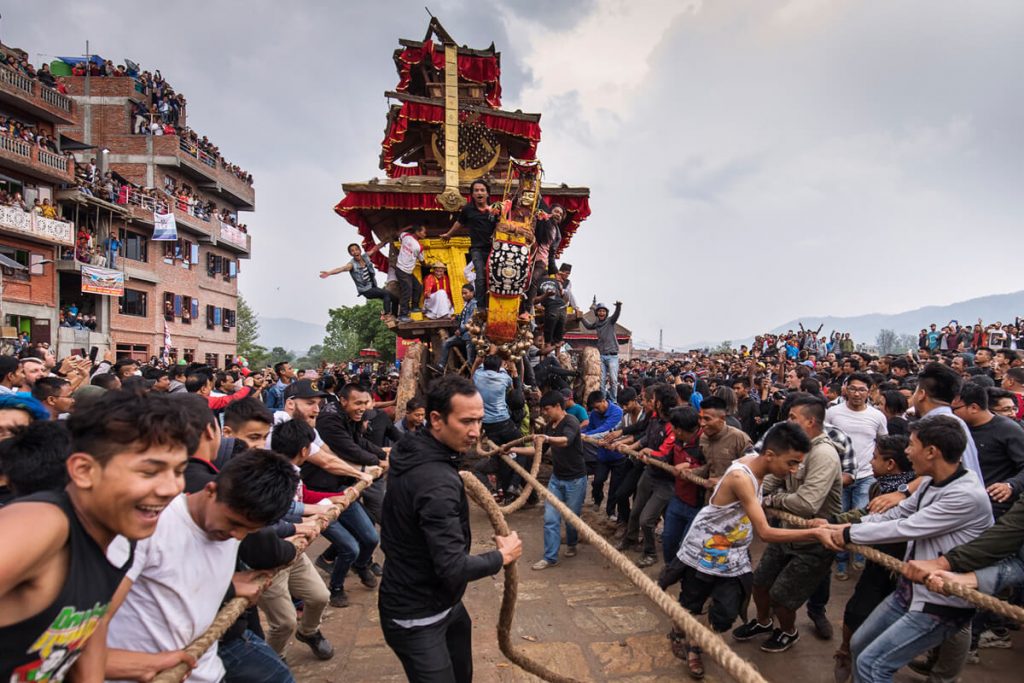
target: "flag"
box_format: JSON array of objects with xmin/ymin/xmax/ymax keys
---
[
  {"xmin": 162, "ymin": 321, "xmax": 172, "ymax": 366},
  {"xmin": 153, "ymin": 212, "xmax": 178, "ymax": 241}
]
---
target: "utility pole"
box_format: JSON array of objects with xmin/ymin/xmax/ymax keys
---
[{"xmin": 659, "ymin": 328, "xmax": 663, "ymax": 351}]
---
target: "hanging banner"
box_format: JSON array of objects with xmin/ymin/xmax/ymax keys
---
[
  {"xmin": 153, "ymin": 211, "xmax": 178, "ymax": 241},
  {"xmin": 81, "ymin": 265, "xmax": 125, "ymax": 296},
  {"xmin": 218, "ymin": 220, "xmax": 247, "ymax": 249}
]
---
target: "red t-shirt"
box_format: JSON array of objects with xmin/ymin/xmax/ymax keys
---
[{"xmin": 670, "ymin": 430, "xmax": 705, "ymax": 507}]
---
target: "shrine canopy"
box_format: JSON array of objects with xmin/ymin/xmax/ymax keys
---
[
  {"xmin": 394, "ymin": 37, "xmax": 502, "ymax": 107},
  {"xmin": 334, "ymin": 177, "xmax": 591, "ymax": 271}
]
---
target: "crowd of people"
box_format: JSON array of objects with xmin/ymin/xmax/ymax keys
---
[{"xmin": 2, "ymin": 51, "xmax": 67, "ymax": 93}]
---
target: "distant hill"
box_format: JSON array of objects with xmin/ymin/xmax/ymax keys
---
[
  {"xmin": 257, "ymin": 317, "xmax": 327, "ymax": 354},
  {"xmin": 668, "ymin": 290, "xmax": 1024, "ymax": 351}
]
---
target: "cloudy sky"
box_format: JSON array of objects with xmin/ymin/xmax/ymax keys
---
[{"xmin": 9, "ymin": 1, "xmax": 1024, "ymax": 349}]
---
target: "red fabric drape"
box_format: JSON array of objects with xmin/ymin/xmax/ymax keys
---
[
  {"xmin": 334, "ymin": 191, "xmax": 591, "ymax": 269},
  {"xmin": 396, "ymin": 39, "xmax": 502, "ymax": 107},
  {"xmin": 381, "ymin": 100, "xmax": 540, "ymax": 177}
]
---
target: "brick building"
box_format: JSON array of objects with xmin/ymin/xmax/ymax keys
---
[
  {"xmin": 0, "ymin": 45, "xmax": 77, "ymax": 350},
  {"xmin": 58, "ymin": 64, "xmax": 252, "ymax": 364}
]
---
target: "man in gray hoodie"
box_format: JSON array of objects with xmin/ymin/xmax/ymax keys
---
[
  {"xmin": 823, "ymin": 415, "xmax": 992, "ymax": 682},
  {"xmin": 582, "ymin": 301, "xmax": 622, "ymax": 401}
]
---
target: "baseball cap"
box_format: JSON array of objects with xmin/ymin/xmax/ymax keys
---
[{"xmin": 284, "ymin": 379, "xmax": 328, "ymax": 401}]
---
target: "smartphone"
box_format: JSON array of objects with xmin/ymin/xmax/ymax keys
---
[{"xmin": 89, "ymin": 346, "xmax": 99, "ymax": 363}]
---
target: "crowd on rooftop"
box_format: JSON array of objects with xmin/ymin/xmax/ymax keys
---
[{"xmin": 2, "ymin": 52, "xmax": 68, "ymax": 93}]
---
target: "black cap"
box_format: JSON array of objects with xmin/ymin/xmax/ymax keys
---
[{"xmin": 284, "ymin": 379, "xmax": 328, "ymax": 401}]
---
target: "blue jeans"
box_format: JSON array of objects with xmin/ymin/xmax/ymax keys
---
[
  {"xmin": 600, "ymin": 354, "xmax": 619, "ymax": 401},
  {"xmin": 320, "ymin": 501, "xmax": 378, "ymax": 591},
  {"xmin": 219, "ymin": 629, "xmax": 294, "ymax": 683},
  {"xmin": 838, "ymin": 475, "xmax": 875, "ymax": 567},
  {"xmin": 661, "ymin": 497, "xmax": 699, "ymax": 564},
  {"xmin": 850, "ymin": 592, "xmax": 969, "ymax": 683},
  {"xmin": 975, "ymin": 551, "xmax": 1024, "ymax": 596},
  {"xmin": 543, "ymin": 475, "xmax": 587, "ymax": 562},
  {"xmin": 440, "ymin": 334, "xmax": 475, "ymax": 370},
  {"xmin": 469, "ymin": 246, "xmax": 489, "ymax": 309}
]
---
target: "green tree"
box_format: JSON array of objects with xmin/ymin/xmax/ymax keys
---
[
  {"xmin": 876, "ymin": 329, "xmax": 898, "ymax": 355},
  {"xmin": 269, "ymin": 346, "xmax": 295, "ymax": 364},
  {"xmin": 322, "ymin": 301, "xmax": 395, "ymax": 363},
  {"xmin": 296, "ymin": 344, "xmax": 324, "ymax": 369},
  {"xmin": 710, "ymin": 340, "xmax": 733, "ymax": 354},
  {"xmin": 236, "ymin": 294, "xmax": 269, "ymax": 368}
]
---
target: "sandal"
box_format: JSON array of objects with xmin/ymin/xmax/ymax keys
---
[
  {"xmin": 833, "ymin": 648, "xmax": 852, "ymax": 683},
  {"xmin": 668, "ymin": 631, "xmax": 687, "ymax": 661},
  {"xmin": 686, "ymin": 646, "xmax": 705, "ymax": 679}
]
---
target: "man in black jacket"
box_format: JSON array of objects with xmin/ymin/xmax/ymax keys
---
[{"xmin": 379, "ymin": 375, "xmax": 522, "ymax": 683}]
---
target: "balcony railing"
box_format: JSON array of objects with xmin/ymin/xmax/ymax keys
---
[
  {"xmin": 0, "ymin": 135, "xmax": 31, "ymax": 158},
  {"xmin": 179, "ymin": 138, "xmax": 217, "ymax": 169},
  {"xmin": 39, "ymin": 86, "xmax": 73, "ymax": 113},
  {"xmin": 37, "ymin": 149, "xmax": 69, "ymax": 173},
  {"xmin": 0, "ymin": 66, "xmax": 34, "ymax": 95},
  {"xmin": 218, "ymin": 221, "xmax": 248, "ymax": 250},
  {"xmin": 0, "ymin": 205, "xmax": 74, "ymax": 246}
]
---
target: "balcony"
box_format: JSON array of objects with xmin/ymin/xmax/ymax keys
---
[
  {"xmin": 0, "ymin": 204, "xmax": 74, "ymax": 246},
  {"xmin": 0, "ymin": 135, "xmax": 76, "ymax": 184},
  {"xmin": 150, "ymin": 136, "xmax": 255, "ymax": 211},
  {"xmin": 217, "ymin": 221, "xmax": 251, "ymax": 256},
  {"xmin": 0, "ymin": 67, "xmax": 77, "ymax": 124}
]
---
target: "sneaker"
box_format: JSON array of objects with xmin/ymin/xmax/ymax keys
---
[
  {"xmin": 732, "ymin": 619, "xmax": 775, "ymax": 641},
  {"xmin": 564, "ymin": 545, "xmax": 578, "ymax": 557},
  {"xmin": 410, "ymin": 307, "xmax": 422, "ymax": 314},
  {"xmin": 356, "ymin": 566, "xmax": 378, "ymax": 589},
  {"xmin": 532, "ymin": 559, "xmax": 557, "ymax": 570},
  {"xmin": 978, "ymin": 629, "xmax": 1013, "ymax": 649},
  {"xmin": 833, "ymin": 650, "xmax": 852, "ymax": 683},
  {"xmin": 370, "ymin": 561, "xmax": 383, "ymax": 577},
  {"xmin": 809, "ymin": 611, "xmax": 834, "ymax": 640},
  {"xmin": 851, "ymin": 558, "xmax": 866, "ymax": 571},
  {"xmin": 761, "ymin": 628, "xmax": 800, "ymax": 653},
  {"xmin": 668, "ymin": 630, "xmax": 688, "ymax": 661},
  {"xmin": 614, "ymin": 537, "xmax": 638, "ymax": 552},
  {"xmin": 636, "ymin": 554, "xmax": 658, "ymax": 568},
  {"xmin": 966, "ymin": 648, "xmax": 980, "ymax": 664},
  {"xmin": 329, "ymin": 589, "xmax": 349, "ymax": 608},
  {"xmin": 295, "ymin": 629, "xmax": 335, "ymax": 660},
  {"xmin": 685, "ymin": 646, "xmax": 705, "ymax": 680},
  {"xmin": 834, "ymin": 564, "xmax": 850, "ymax": 581},
  {"xmin": 314, "ymin": 554, "xmax": 334, "ymax": 574},
  {"xmin": 397, "ymin": 315, "xmax": 412, "ymax": 323},
  {"xmin": 906, "ymin": 654, "xmax": 935, "ymax": 676}
]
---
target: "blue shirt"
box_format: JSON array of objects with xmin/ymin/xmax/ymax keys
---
[{"xmin": 473, "ymin": 368, "xmax": 512, "ymax": 424}]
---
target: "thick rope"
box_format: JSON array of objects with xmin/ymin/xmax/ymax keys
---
[
  {"xmin": 459, "ymin": 472, "xmax": 582, "ymax": 683},
  {"xmin": 584, "ymin": 436, "xmax": 1024, "ymax": 623},
  {"xmin": 150, "ymin": 478, "xmax": 375, "ymax": 683},
  {"xmin": 499, "ymin": 440, "xmax": 543, "ymax": 515},
  {"xmin": 499, "ymin": 453, "xmax": 770, "ymax": 683}
]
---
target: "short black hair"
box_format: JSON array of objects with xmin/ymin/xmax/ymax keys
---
[
  {"xmin": 0, "ymin": 421, "xmax": 70, "ymax": 496},
  {"xmin": 668, "ymin": 405, "xmax": 700, "ymax": 432},
  {"xmin": 618, "ymin": 387, "xmax": 638, "ymax": 404},
  {"xmin": 699, "ymin": 395, "xmax": 727, "ymax": 412},
  {"xmin": 539, "ymin": 390, "xmax": 565, "ymax": 408},
  {"xmin": 405, "ymin": 397, "xmax": 425, "ymax": 413},
  {"xmin": 91, "ymin": 373, "xmax": 120, "ymax": 390},
  {"xmin": 469, "ymin": 178, "xmax": 490, "ymax": 194},
  {"xmin": 875, "ymin": 434, "xmax": 911, "ymax": 472},
  {"xmin": 185, "ymin": 373, "xmax": 210, "ymax": 394},
  {"xmin": 917, "ymin": 362, "xmax": 962, "ymax": 404},
  {"xmin": 224, "ymin": 397, "xmax": 274, "ymax": 430},
  {"xmin": 762, "ymin": 421, "xmax": 812, "ymax": 456},
  {"xmin": 586, "ymin": 390, "xmax": 606, "ymax": 409},
  {"xmin": 67, "ymin": 391, "xmax": 197, "ymax": 465},
  {"xmin": 339, "ymin": 382, "xmax": 369, "ymax": 400},
  {"xmin": 483, "ymin": 354, "xmax": 502, "ymax": 372},
  {"xmin": 143, "ymin": 367, "xmax": 169, "ymax": 381},
  {"xmin": 273, "ymin": 361, "xmax": 290, "ymax": 375},
  {"xmin": 959, "ymin": 383, "xmax": 989, "ymax": 411},
  {"xmin": 790, "ymin": 393, "xmax": 827, "ymax": 426},
  {"xmin": 462, "ymin": 283, "xmax": 474, "ymax": 294},
  {"xmin": 731, "ymin": 377, "xmax": 750, "ymax": 389},
  {"xmin": 426, "ymin": 375, "xmax": 479, "ymax": 420},
  {"xmin": 269, "ymin": 419, "xmax": 316, "ymax": 460},
  {"xmin": 881, "ymin": 390, "xmax": 908, "ymax": 415},
  {"xmin": 214, "ymin": 449, "xmax": 298, "ymax": 525},
  {"xmin": 846, "ymin": 372, "xmax": 872, "ymax": 388},
  {"xmin": 31, "ymin": 376, "xmax": 69, "ymax": 403},
  {"xmin": 0, "ymin": 355, "xmax": 19, "ymax": 383},
  {"xmin": 910, "ymin": 414, "xmax": 966, "ymax": 465}
]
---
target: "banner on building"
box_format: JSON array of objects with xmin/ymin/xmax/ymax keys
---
[
  {"xmin": 81, "ymin": 265, "xmax": 125, "ymax": 296},
  {"xmin": 218, "ymin": 220, "xmax": 247, "ymax": 249},
  {"xmin": 153, "ymin": 211, "xmax": 178, "ymax": 241}
]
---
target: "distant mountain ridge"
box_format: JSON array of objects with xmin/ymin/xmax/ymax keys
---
[
  {"xmin": 257, "ymin": 316, "xmax": 327, "ymax": 354},
  {"xmin": 668, "ymin": 290, "xmax": 1024, "ymax": 351}
]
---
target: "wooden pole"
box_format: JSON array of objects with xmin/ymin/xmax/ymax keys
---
[{"xmin": 395, "ymin": 340, "xmax": 423, "ymax": 422}]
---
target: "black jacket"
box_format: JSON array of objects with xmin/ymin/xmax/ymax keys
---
[
  {"xmin": 378, "ymin": 430, "xmax": 503, "ymax": 619},
  {"xmin": 304, "ymin": 403, "xmax": 385, "ymax": 491}
]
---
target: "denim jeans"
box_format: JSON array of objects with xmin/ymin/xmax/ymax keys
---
[
  {"xmin": 361, "ymin": 286, "xmax": 394, "ymax": 315},
  {"xmin": 600, "ymin": 354, "xmax": 619, "ymax": 401},
  {"xmin": 320, "ymin": 501, "xmax": 378, "ymax": 591},
  {"xmin": 396, "ymin": 269, "xmax": 422, "ymax": 316},
  {"xmin": 661, "ymin": 497, "xmax": 699, "ymax": 564},
  {"xmin": 440, "ymin": 334, "xmax": 474, "ymax": 371},
  {"xmin": 543, "ymin": 475, "xmax": 587, "ymax": 562},
  {"xmin": 469, "ymin": 246, "xmax": 489, "ymax": 309},
  {"xmin": 850, "ymin": 592, "xmax": 968, "ymax": 683},
  {"xmin": 219, "ymin": 629, "xmax": 295, "ymax": 683},
  {"xmin": 838, "ymin": 475, "xmax": 875, "ymax": 567},
  {"xmin": 975, "ymin": 550, "xmax": 1024, "ymax": 596}
]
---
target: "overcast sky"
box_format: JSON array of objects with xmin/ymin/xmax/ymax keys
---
[{"xmin": 8, "ymin": 1, "xmax": 1024, "ymax": 349}]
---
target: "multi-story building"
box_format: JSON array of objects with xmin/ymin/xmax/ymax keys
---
[
  {"xmin": 56, "ymin": 63, "xmax": 253, "ymax": 365},
  {"xmin": 0, "ymin": 45, "xmax": 78, "ymax": 349}
]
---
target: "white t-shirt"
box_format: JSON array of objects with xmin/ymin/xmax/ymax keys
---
[
  {"xmin": 106, "ymin": 495, "xmax": 239, "ymax": 683},
  {"xmin": 267, "ymin": 410, "xmax": 323, "ymax": 455},
  {"xmin": 825, "ymin": 402, "xmax": 888, "ymax": 480},
  {"xmin": 396, "ymin": 233, "xmax": 423, "ymax": 274}
]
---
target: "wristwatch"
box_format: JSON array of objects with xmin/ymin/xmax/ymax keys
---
[{"xmin": 897, "ymin": 483, "xmax": 911, "ymax": 498}]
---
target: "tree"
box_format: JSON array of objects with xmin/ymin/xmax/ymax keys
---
[
  {"xmin": 269, "ymin": 346, "xmax": 295, "ymax": 364},
  {"xmin": 710, "ymin": 340, "xmax": 733, "ymax": 354},
  {"xmin": 236, "ymin": 294, "xmax": 269, "ymax": 368},
  {"xmin": 876, "ymin": 328, "xmax": 898, "ymax": 355},
  {"xmin": 296, "ymin": 344, "xmax": 324, "ymax": 369},
  {"xmin": 322, "ymin": 300, "xmax": 395, "ymax": 363}
]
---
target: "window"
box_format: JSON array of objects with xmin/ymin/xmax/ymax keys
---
[
  {"xmin": 163, "ymin": 292, "xmax": 175, "ymax": 321},
  {"xmin": 206, "ymin": 304, "xmax": 216, "ymax": 329},
  {"xmin": 224, "ymin": 353, "xmax": 233, "ymax": 368},
  {"xmin": 0, "ymin": 248, "xmax": 30, "ymax": 282},
  {"xmin": 167, "ymin": 347, "xmax": 178, "ymax": 363},
  {"xmin": 205, "ymin": 353, "xmax": 220, "ymax": 367},
  {"xmin": 119, "ymin": 229, "xmax": 148, "ymax": 262},
  {"xmin": 116, "ymin": 343, "xmax": 149, "ymax": 361},
  {"xmin": 163, "ymin": 238, "xmax": 194, "ymax": 267},
  {"xmin": 183, "ymin": 348, "xmax": 195, "ymax": 363},
  {"xmin": 181, "ymin": 296, "xmax": 192, "ymax": 324},
  {"xmin": 222, "ymin": 308, "xmax": 235, "ymax": 331},
  {"xmin": 214, "ymin": 307, "xmax": 223, "ymax": 327},
  {"xmin": 119, "ymin": 289, "xmax": 147, "ymax": 317}
]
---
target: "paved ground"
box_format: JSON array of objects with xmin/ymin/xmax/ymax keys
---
[{"xmin": 286, "ymin": 499, "xmax": 1022, "ymax": 683}]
